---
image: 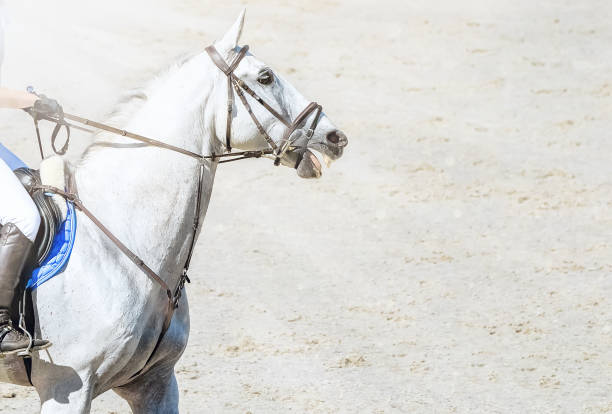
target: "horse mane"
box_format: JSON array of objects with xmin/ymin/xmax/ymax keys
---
[{"xmin": 80, "ymin": 53, "xmax": 195, "ymax": 162}]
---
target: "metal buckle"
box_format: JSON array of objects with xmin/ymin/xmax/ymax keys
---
[
  {"xmin": 181, "ymin": 268, "xmax": 191, "ymax": 285},
  {"xmin": 173, "ymin": 270, "xmax": 191, "ymax": 308}
]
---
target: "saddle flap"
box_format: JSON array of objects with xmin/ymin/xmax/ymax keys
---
[{"xmin": 13, "ymin": 165, "xmax": 62, "ymax": 266}]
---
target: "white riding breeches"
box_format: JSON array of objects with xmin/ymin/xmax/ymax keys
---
[{"xmin": 0, "ymin": 159, "xmax": 40, "ymax": 242}]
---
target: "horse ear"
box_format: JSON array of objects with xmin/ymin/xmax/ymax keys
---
[{"xmin": 216, "ymin": 9, "xmax": 246, "ymax": 56}]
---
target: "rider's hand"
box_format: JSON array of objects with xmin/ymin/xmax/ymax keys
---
[{"xmin": 24, "ymin": 95, "xmax": 64, "ymax": 120}]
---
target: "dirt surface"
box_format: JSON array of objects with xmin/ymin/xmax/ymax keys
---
[{"xmin": 1, "ymin": 0, "xmax": 611, "ymax": 413}]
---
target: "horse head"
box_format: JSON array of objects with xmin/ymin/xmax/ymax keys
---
[{"xmin": 209, "ymin": 10, "xmax": 348, "ymax": 178}]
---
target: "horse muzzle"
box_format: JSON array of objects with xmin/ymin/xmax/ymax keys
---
[{"xmin": 295, "ymin": 129, "xmax": 348, "ymax": 179}]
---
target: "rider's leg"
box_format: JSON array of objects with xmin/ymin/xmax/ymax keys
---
[
  {"xmin": 0, "ymin": 159, "xmax": 49, "ymax": 354},
  {"xmin": 0, "ymin": 158, "xmax": 40, "ymax": 242}
]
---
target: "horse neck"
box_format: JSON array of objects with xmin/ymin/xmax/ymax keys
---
[{"xmin": 75, "ymin": 53, "xmax": 222, "ymax": 284}]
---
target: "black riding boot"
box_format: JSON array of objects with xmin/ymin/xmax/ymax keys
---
[{"xmin": 0, "ymin": 223, "xmax": 50, "ymax": 355}]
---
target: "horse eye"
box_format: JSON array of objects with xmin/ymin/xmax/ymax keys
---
[{"xmin": 257, "ymin": 69, "xmax": 274, "ymax": 85}]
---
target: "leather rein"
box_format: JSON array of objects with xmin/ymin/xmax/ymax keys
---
[{"xmin": 29, "ymin": 44, "xmax": 324, "ymax": 380}]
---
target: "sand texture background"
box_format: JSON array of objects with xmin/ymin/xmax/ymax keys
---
[{"xmin": 0, "ymin": 0, "xmax": 611, "ymax": 413}]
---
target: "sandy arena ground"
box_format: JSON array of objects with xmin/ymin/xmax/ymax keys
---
[{"xmin": 0, "ymin": 0, "xmax": 611, "ymax": 413}]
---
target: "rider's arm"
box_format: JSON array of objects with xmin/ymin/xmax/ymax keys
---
[{"xmin": 0, "ymin": 87, "xmax": 38, "ymax": 109}]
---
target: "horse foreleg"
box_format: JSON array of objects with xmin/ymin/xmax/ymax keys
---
[
  {"xmin": 114, "ymin": 367, "xmax": 179, "ymax": 414},
  {"xmin": 37, "ymin": 373, "xmax": 94, "ymax": 414}
]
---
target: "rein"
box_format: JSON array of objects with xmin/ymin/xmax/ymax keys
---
[
  {"xmin": 28, "ymin": 43, "xmax": 323, "ymax": 380},
  {"xmin": 33, "ymin": 112, "xmax": 275, "ymax": 163}
]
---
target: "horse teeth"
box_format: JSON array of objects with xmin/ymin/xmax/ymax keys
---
[{"xmin": 323, "ymin": 154, "xmax": 333, "ymax": 168}]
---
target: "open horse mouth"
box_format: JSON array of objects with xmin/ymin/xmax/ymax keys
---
[
  {"xmin": 296, "ymin": 149, "xmax": 324, "ymax": 179},
  {"xmin": 296, "ymin": 131, "xmax": 348, "ymax": 179}
]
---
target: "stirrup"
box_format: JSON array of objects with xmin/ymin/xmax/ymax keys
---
[
  {"xmin": 16, "ymin": 321, "xmax": 33, "ymax": 358},
  {"xmin": 16, "ymin": 290, "xmax": 33, "ymax": 357}
]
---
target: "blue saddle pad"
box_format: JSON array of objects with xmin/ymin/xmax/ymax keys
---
[
  {"xmin": 0, "ymin": 142, "xmax": 28, "ymax": 170},
  {"xmin": 0, "ymin": 142, "xmax": 77, "ymax": 290},
  {"xmin": 26, "ymin": 202, "xmax": 77, "ymax": 290}
]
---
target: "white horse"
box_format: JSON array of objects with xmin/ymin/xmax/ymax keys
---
[{"xmin": 0, "ymin": 11, "xmax": 347, "ymax": 413}]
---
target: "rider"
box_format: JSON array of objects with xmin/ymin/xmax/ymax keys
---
[
  {"xmin": 0, "ymin": 90, "xmax": 62, "ymax": 355},
  {"xmin": 0, "ymin": 13, "xmax": 60, "ymax": 354}
]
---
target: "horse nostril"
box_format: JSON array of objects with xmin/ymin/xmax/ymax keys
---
[
  {"xmin": 326, "ymin": 130, "xmax": 340, "ymax": 144},
  {"xmin": 326, "ymin": 130, "xmax": 348, "ymax": 148}
]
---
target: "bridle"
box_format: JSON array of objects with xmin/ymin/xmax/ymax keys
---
[
  {"xmin": 205, "ymin": 44, "xmax": 323, "ymax": 166},
  {"xmin": 26, "ymin": 43, "xmax": 325, "ymax": 380}
]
